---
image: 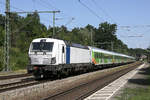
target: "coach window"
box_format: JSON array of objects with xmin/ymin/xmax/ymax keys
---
[{"xmin": 62, "ymin": 46, "xmax": 65, "ymax": 53}]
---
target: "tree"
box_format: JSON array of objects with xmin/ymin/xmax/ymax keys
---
[
  {"xmin": 0, "ymin": 14, "xmax": 5, "ymax": 47},
  {"xmin": 147, "ymin": 46, "xmax": 150, "ymax": 50},
  {"xmin": 94, "ymin": 22, "xmax": 117, "ymax": 50},
  {"xmin": 0, "ymin": 12, "xmax": 134, "ymax": 71}
]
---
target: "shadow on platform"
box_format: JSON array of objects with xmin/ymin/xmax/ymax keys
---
[{"xmin": 128, "ymin": 64, "xmax": 150, "ymax": 86}]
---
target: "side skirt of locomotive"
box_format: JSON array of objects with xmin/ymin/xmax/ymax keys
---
[{"xmin": 30, "ymin": 63, "xmax": 94, "ymax": 79}]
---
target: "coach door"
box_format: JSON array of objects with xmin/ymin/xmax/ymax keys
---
[{"xmin": 61, "ymin": 44, "xmax": 65, "ymax": 64}]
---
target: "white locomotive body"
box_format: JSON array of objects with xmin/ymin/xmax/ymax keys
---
[
  {"xmin": 29, "ymin": 38, "xmax": 91, "ymax": 65},
  {"xmin": 29, "ymin": 38, "xmax": 66, "ymax": 65},
  {"xmin": 28, "ymin": 38, "xmax": 92, "ymax": 78}
]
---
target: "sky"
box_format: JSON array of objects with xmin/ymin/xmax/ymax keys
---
[{"xmin": 0, "ymin": 0, "xmax": 150, "ymax": 49}]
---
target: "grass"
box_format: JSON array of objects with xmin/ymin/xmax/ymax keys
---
[
  {"xmin": 116, "ymin": 63, "xmax": 150, "ymax": 100},
  {"xmin": 0, "ymin": 47, "xmax": 28, "ymax": 75},
  {"xmin": 0, "ymin": 69, "xmax": 27, "ymax": 76},
  {"xmin": 116, "ymin": 87, "xmax": 150, "ymax": 100}
]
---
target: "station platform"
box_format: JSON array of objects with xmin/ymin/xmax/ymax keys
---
[{"xmin": 84, "ymin": 63, "xmax": 148, "ymax": 100}]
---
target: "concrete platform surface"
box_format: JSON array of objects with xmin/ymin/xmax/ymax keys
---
[{"xmin": 84, "ymin": 63, "xmax": 147, "ymax": 100}]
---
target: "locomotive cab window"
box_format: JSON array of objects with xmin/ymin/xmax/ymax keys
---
[{"xmin": 31, "ymin": 42, "xmax": 54, "ymax": 52}]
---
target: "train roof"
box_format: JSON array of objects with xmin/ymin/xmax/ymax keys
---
[
  {"xmin": 31, "ymin": 38, "xmax": 89, "ymax": 49},
  {"xmin": 65, "ymin": 41, "xmax": 89, "ymax": 49},
  {"xmin": 89, "ymin": 46, "xmax": 135, "ymax": 59},
  {"xmin": 88, "ymin": 46, "xmax": 116, "ymax": 55},
  {"xmin": 31, "ymin": 38, "xmax": 134, "ymax": 59},
  {"xmin": 31, "ymin": 38, "xmax": 64, "ymax": 43}
]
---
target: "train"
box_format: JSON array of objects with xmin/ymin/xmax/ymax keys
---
[{"xmin": 27, "ymin": 38, "xmax": 135, "ymax": 79}]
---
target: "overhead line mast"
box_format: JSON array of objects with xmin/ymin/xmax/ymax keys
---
[
  {"xmin": 4, "ymin": 0, "xmax": 60, "ymax": 71},
  {"xmin": 4, "ymin": 0, "xmax": 10, "ymax": 71}
]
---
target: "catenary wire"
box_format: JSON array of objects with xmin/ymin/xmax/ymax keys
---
[
  {"xmin": 91, "ymin": 0, "xmax": 116, "ymax": 24},
  {"xmin": 78, "ymin": 0, "xmax": 104, "ymax": 22}
]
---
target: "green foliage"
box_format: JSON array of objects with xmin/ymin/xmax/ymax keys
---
[
  {"xmin": 0, "ymin": 13, "xmax": 140, "ymax": 71},
  {"xmin": 0, "ymin": 14, "xmax": 5, "ymax": 47},
  {"xmin": 94, "ymin": 22, "xmax": 117, "ymax": 50},
  {"xmin": 0, "ymin": 47, "xmax": 4, "ymax": 71},
  {"xmin": 128, "ymin": 48, "xmax": 148, "ymax": 58},
  {"xmin": 10, "ymin": 48, "xmax": 28, "ymax": 70},
  {"xmin": 0, "ymin": 29, "xmax": 5, "ymax": 46},
  {"xmin": 147, "ymin": 46, "xmax": 150, "ymax": 51}
]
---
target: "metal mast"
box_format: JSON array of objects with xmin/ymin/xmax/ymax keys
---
[
  {"xmin": 4, "ymin": 0, "xmax": 10, "ymax": 71},
  {"xmin": 53, "ymin": 12, "xmax": 55, "ymax": 38}
]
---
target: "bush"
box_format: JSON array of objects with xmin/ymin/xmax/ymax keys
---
[
  {"xmin": 0, "ymin": 47, "xmax": 28, "ymax": 71},
  {"xmin": 10, "ymin": 48, "xmax": 28, "ymax": 70}
]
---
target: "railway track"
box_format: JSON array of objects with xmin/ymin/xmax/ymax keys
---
[
  {"xmin": 0, "ymin": 62, "xmax": 142, "ymax": 100},
  {"xmin": 0, "ymin": 77, "xmax": 52, "ymax": 93},
  {"xmin": 0, "ymin": 78, "xmax": 36, "ymax": 93},
  {"xmin": 0, "ymin": 73, "xmax": 31, "ymax": 80},
  {"xmin": 41, "ymin": 62, "xmax": 142, "ymax": 100}
]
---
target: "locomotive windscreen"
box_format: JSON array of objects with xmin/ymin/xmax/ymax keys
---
[{"xmin": 31, "ymin": 42, "xmax": 54, "ymax": 52}]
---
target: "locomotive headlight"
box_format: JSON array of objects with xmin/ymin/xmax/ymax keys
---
[{"xmin": 51, "ymin": 57, "xmax": 56, "ymax": 64}]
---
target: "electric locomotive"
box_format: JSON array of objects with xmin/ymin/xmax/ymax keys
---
[
  {"xmin": 28, "ymin": 38, "xmax": 135, "ymax": 79},
  {"xmin": 28, "ymin": 38, "xmax": 92, "ymax": 78}
]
